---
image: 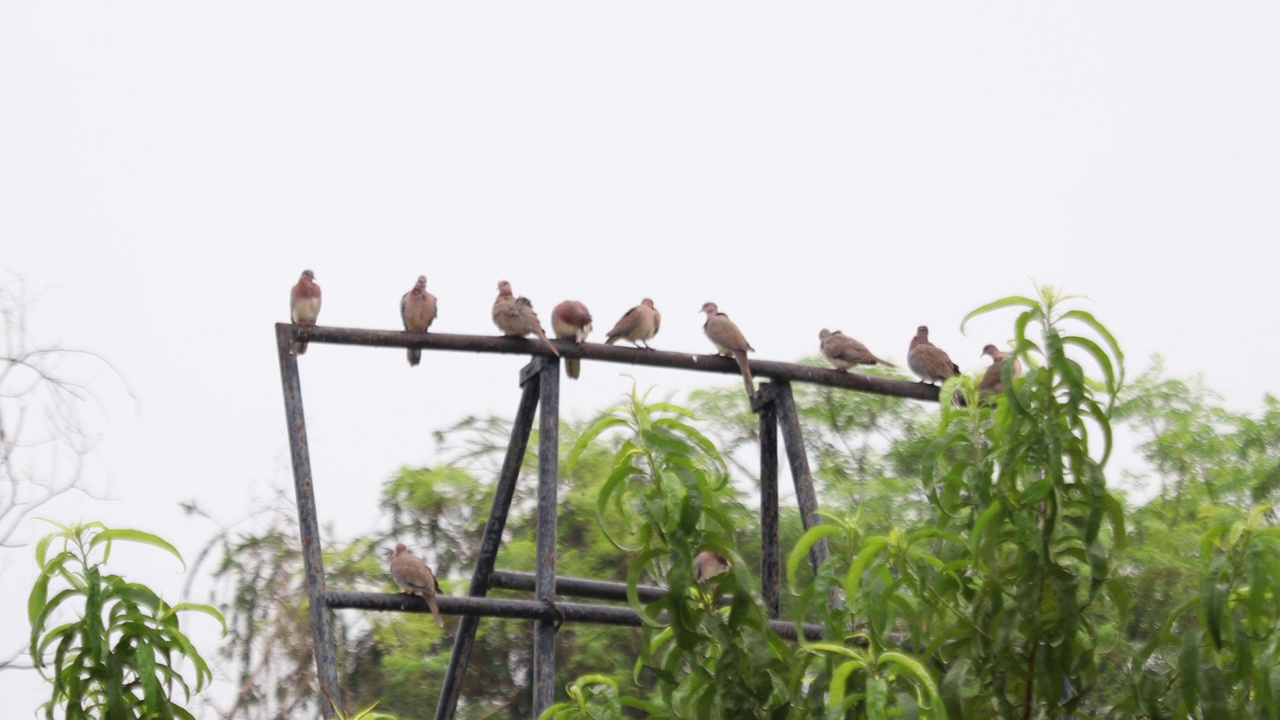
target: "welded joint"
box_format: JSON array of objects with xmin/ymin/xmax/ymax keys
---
[
  {"xmin": 751, "ymin": 381, "xmax": 780, "ymax": 412},
  {"xmin": 520, "ymin": 358, "xmax": 546, "ymax": 387}
]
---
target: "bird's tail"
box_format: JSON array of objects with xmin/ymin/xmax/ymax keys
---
[
  {"xmin": 732, "ymin": 350, "xmax": 755, "ymax": 399},
  {"xmin": 426, "ymin": 595, "xmax": 444, "ymax": 628},
  {"xmin": 876, "ymin": 356, "xmax": 897, "ymax": 369},
  {"xmin": 604, "ymin": 335, "xmax": 618, "ymax": 345},
  {"xmin": 408, "ymin": 348, "xmax": 422, "ymax": 367},
  {"xmin": 565, "ymin": 357, "xmax": 581, "ymax": 379},
  {"xmin": 532, "ymin": 323, "xmax": 560, "ymax": 357}
]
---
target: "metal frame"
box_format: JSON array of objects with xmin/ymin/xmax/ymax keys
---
[{"xmin": 275, "ymin": 324, "xmax": 942, "ymax": 719}]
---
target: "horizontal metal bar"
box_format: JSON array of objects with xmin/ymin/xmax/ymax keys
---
[
  {"xmin": 279, "ymin": 324, "xmax": 940, "ymax": 402},
  {"xmin": 488, "ymin": 569, "xmax": 731, "ymax": 606},
  {"xmin": 326, "ymin": 591, "xmax": 824, "ymax": 642}
]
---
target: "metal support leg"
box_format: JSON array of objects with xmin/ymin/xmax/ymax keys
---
[
  {"xmin": 774, "ymin": 381, "xmax": 829, "ymax": 574},
  {"xmin": 532, "ymin": 357, "xmax": 561, "ymax": 717},
  {"xmin": 757, "ymin": 383, "xmax": 781, "ymax": 618},
  {"xmin": 275, "ymin": 325, "xmax": 342, "ymax": 719},
  {"xmin": 434, "ymin": 361, "xmax": 543, "ymax": 720}
]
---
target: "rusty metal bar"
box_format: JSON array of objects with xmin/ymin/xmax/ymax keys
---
[
  {"xmin": 774, "ymin": 381, "xmax": 829, "ymax": 574},
  {"xmin": 757, "ymin": 383, "xmax": 781, "ymax": 619},
  {"xmin": 488, "ymin": 569, "xmax": 731, "ymax": 606},
  {"xmin": 275, "ymin": 325, "xmax": 342, "ymax": 719},
  {"xmin": 532, "ymin": 358, "xmax": 560, "ymax": 717},
  {"xmin": 278, "ymin": 324, "xmax": 941, "ymax": 403},
  {"xmin": 434, "ymin": 362, "xmax": 542, "ymax": 720},
  {"xmin": 325, "ymin": 591, "xmax": 825, "ymax": 642}
]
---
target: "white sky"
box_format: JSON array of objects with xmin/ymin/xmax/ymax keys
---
[{"xmin": 3, "ymin": 3, "xmax": 1278, "ymax": 715}]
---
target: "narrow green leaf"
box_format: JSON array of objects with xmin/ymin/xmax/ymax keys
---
[
  {"xmin": 90, "ymin": 529, "xmax": 185, "ymax": 572},
  {"xmin": 959, "ymin": 296, "xmax": 1040, "ymax": 334}
]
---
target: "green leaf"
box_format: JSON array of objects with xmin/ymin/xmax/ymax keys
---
[
  {"xmin": 959, "ymin": 296, "xmax": 1040, "ymax": 334},
  {"xmin": 786, "ymin": 525, "xmax": 842, "ymax": 589},
  {"xmin": 90, "ymin": 529, "xmax": 186, "ymax": 572}
]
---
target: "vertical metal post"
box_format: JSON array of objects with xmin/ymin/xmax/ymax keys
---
[
  {"xmin": 758, "ymin": 385, "xmax": 780, "ymax": 619},
  {"xmin": 532, "ymin": 357, "xmax": 561, "ymax": 717},
  {"xmin": 774, "ymin": 381, "xmax": 829, "ymax": 574},
  {"xmin": 435, "ymin": 361, "xmax": 543, "ymax": 720},
  {"xmin": 275, "ymin": 325, "xmax": 342, "ymax": 718}
]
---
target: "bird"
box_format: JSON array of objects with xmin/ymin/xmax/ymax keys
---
[
  {"xmin": 290, "ymin": 269, "xmax": 322, "ymax": 355},
  {"xmin": 907, "ymin": 326, "xmax": 960, "ymax": 385},
  {"xmin": 400, "ymin": 275, "xmax": 438, "ymax": 367},
  {"xmin": 701, "ymin": 302, "xmax": 756, "ymax": 399},
  {"xmin": 818, "ymin": 329, "xmax": 896, "ymax": 371},
  {"xmin": 979, "ymin": 344, "xmax": 1022, "ymax": 396},
  {"xmin": 492, "ymin": 281, "xmax": 558, "ymax": 356},
  {"xmin": 389, "ymin": 543, "xmax": 444, "ymax": 628},
  {"xmin": 604, "ymin": 299, "xmax": 661, "ymax": 349},
  {"xmin": 694, "ymin": 550, "xmax": 730, "ymax": 582},
  {"xmin": 551, "ymin": 301, "xmax": 592, "ymax": 380}
]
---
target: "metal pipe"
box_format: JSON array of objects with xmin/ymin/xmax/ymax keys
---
[
  {"xmin": 434, "ymin": 363, "xmax": 542, "ymax": 720},
  {"xmin": 758, "ymin": 384, "xmax": 781, "ymax": 619},
  {"xmin": 277, "ymin": 324, "xmax": 941, "ymax": 403},
  {"xmin": 774, "ymin": 381, "xmax": 829, "ymax": 573},
  {"xmin": 326, "ymin": 591, "xmax": 825, "ymax": 642},
  {"xmin": 532, "ymin": 359, "xmax": 560, "ymax": 717},
  {"xmin": 488, "ymin": 569, "xmax": 730, "ymax": 606},
  {"xmin": 275, "ymin": 325, "xmax": 342, "ymax": 718}
]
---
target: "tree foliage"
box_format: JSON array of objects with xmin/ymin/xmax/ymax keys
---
[{"xmin": 27, "ymin": 521, "xmax": 224, "ymax": 720}]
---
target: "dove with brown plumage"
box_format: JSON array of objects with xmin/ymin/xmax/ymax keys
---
[
  {"xmin": 492, "ymin": 281, "xmax": 559, "ymax": 356},
  {"xmin": 979, "ymin": 344, "xmax": 1022, "ymax": 396},
  {"xmin": 290, "ymin": 269, "xmax": 321, "ymax": 355},
  {"xmin": 551, "ymin": 300, "xmax": 592, "ymax": 379},
  {"xmin": 389, "ymin": 543, "xmax": 444, "ymax": 628},
  {"xmin": 694, "ymin": 550, "xmax": 730, "ymax": 582},
  {"xmin": 819, "ymin": 329, "xmax": 895, "ymax": 371},
  {"xmin": 605, "ymin": 299, "xmax": 661, "ymax": 349},
  {"xmin": 400, "ymin": 275, "xmax": 438, "ymax": 367},
  {"xmin": 907, "ymin": 325, "xmax": 960, "ymax": 385},
  {"xmin": 701, "ymin": 302, "xmax": 756, "ymax": 399}
]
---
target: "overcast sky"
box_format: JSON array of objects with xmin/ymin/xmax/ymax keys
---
[{"xmin": 3, "ymin": 3, "xmax": 1278, "ymax": 715}]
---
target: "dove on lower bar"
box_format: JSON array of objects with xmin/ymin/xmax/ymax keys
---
[
  {"xmin": 400, "ymin": 275, "xmax": 438, "ymax": 367},
  {"xmin": 389, "ymin": 543, "xmax": 444, "ymax": 627},
  {"xmin": 701, "ymin": 302, "xmax": 756, "ymax": 399},
  {"xmin": 979, "ymin": 344, "xmax": 1022, "ymax": 396},
  {"xmin": 491, "ymin": 280, "xmax": 559, "ymax": 357},
  {"xmin": 818, "ymin": 329, "xmax": 895, "ymax": 370},
  {"xmin": 290, "ymin": 269, "xmax": 321, "ymax": 355},
  {"xmin": 551, "ymin": 300, "xmax": 592, "ymax": 379},
  {"xmin": 604, "ymin": 298, "xmax": 661, "ymax": 349},
  {"xmin": 907, "ymin": 325, "xmax": 960, "ymax": 385},
  {"xmin": 694, "ymin": 550, "xmax": 730, "ymax": 582}
]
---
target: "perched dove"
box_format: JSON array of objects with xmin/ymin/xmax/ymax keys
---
[
  {"xmin": 605, "ymin": 299, "xmax": 661, "ymax": 349},
  {"xmin": 694, "ymin": 550, "xmax": 730, "ymax": 582},
  {"xmin": 400, "ymin": 275, "xmax": 438, "ymax": 367},
  {"xmin": 290, "ymin": 269, "xmax": 322, "ymax": 355},
  {"xmin": 701, "ymin": 302, "xmax": 756, "ymax": 399},
  {"xmin": 907, "ymin": 326, "xmax": 960, "ymax": 385},
  {"xmin": 492, "ymin": 281, "xmax": 559, "ymax": 356},
  {"xmin": 979, "ymin": 344, "xmax": 1022, "ymax": 396},
  {"xmin": 390, "ymin": 543, "xmax": 444, "ymax": 628},
  {"xmin": 819, "ymin": 329, "xmax": 896, "ymax": 370},
  {"xmin": 551, "ymin": 300, "xmax": 592, "ymax": 380}
]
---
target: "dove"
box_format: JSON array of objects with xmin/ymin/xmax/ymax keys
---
[
  {"xmin": 819, "ymin": 329, "xmax": 896, "ymax": 371},
  {"xmin": 492, "ymin": 281, "xmax": 559, "ymax": 356},
  {"xmin": 701, "ymin": 302, "xmax": 756, "ymax": 399},
  {"xmin": 604, "ymin": 299, "xmax": 661, "ymax": 349},
  {"xmin": 390, "ymin": 543, "xmax": 444, "ymax": 628},
  {"xmin": 400, "ymin": 275, "xmax": 438, "ymax": 367},
  {"xmin": 290, "ymin": 269, "xmax": 322, "ymax": 355},
  {"xmin": 694, "ymin": 550, "xmax": 730, "ymax": 582},
  {"xmin": 979, "ymin": 344, "xmax": 1022, "ymax": 396},
  {"xmin": 551, "ymin": 301, "xmax": 592, "ymax": 380},
  {"xmin": 907, "ymin": 325, "xmax": 960, "ymax": 385}
]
